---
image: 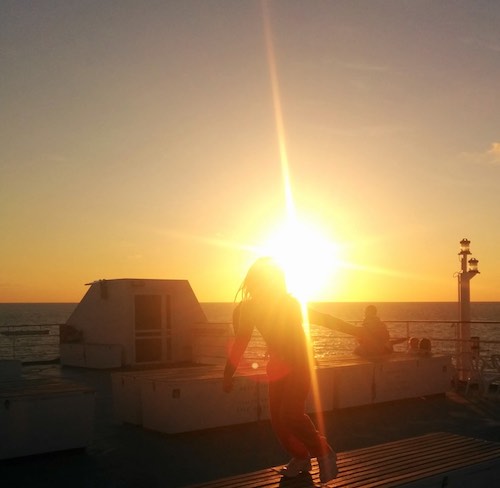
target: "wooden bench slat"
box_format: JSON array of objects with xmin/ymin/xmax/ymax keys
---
[
  {"xmin": 332, "ymin": 446, "xmax": 500, "ymax": 487},
  {"xmin": 337, "ymin": 432, "xmax": 471, "ymax": 459},
  {"xmin": 337, "ymin": 440, "xmax": 500, "ymax": 477},
  {"xmin": 183, "ymin": 433, "xmax": 500, "ymax": 488},
  {"xmin": 333, "ymin": 453, "xmax": 500, "ymax": 488},
  {"xmin": 359, "ymin": 455, "xmax": 500, "ymax": 488}
]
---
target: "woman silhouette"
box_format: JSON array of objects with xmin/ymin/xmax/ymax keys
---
[{"xmin": 223, "ymin": 257, "xmax": 338, "ymax": 483}]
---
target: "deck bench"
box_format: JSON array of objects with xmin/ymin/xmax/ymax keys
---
[{"xmin": 183, "ymin": 432, "xmax": 500, "ymax": 487}]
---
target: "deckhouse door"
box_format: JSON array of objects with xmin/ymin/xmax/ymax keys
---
[{"xmin": 134, "ymin": 294, "xmax": 163, "ymax": 363}]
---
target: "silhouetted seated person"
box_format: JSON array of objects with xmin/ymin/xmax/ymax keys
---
[
  {"xmin": 407, "ymin": 336, "xmax": 420, "ymax": 355},
  {"xmin": 308, "ymin": 305, "xmax": 395, "ymax": 358},
  {"xmin": 352, "ymin": 305, "xmax": 393, "ymax": 357},
  {"xmin": 418, "ymin": 337, "xmax": 432, "ymax": 356}
]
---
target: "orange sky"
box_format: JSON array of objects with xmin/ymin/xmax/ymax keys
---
[{"xmin": 1, "ymin": 1, "xmax": 500, "ymax": 304}]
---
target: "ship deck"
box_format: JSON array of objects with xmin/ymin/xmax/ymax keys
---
[{"xmin": 2, "ymin": 362, "xmax": 500, "ymax": 488}]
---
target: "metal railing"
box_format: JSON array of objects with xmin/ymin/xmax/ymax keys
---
[
  {"xmin": 382, "ymin": 319, "xmax": 500, "ymax": 354},
  {"xmin": 0, "ymin": 323, "xmax": 62, "ymax": 363},
  {"xmin": 2, "ymin": 320, "xmax": 500, "ymax": 372},
  {"xmin": 322, "ymin": 319, "xmax": 500, "ymax": 381}
]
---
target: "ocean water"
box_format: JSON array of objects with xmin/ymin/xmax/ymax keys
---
[
  {"xmin": 203, "ymin": 301, "xmax": 500, "ymax": 359},
  {"xmin": 1, "ymin": 302, "xmax": 500, "ymax": 363},
  {"xmin": 0, "ymin": 303, "xmax": 77, "ymax": 363}
]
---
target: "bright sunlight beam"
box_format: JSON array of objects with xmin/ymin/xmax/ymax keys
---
[
  {"xmin": 261, "ymin": 219, "xmax": 341, "ymax": 303},
  {"xmin": 261, "ymin": 1, "xmax": 341, "ymax": 304},
  {"xmin": 261, "ymin": 0, "xmax": 331, "ymax": 438}
]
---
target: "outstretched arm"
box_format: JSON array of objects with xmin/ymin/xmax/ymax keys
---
[{"xmin": 307, "ymin": 308, "xmax": 362, "ymax": 338}]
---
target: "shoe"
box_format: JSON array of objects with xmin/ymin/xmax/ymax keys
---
[
  {"xmin": 280, "ymin": 457, "xmax": 312, "ymax": 477},
  {"xmin": 317, "ymin": 449, "xmax": 338, "ymax": 483}
]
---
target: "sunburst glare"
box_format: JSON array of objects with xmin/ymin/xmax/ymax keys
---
[{"xmin": 261, "ymin": 218, "xmax": 341, "ymax": 303}]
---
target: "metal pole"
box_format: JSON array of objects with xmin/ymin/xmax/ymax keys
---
[
  {"xmin": 459, "ymin": 270, "xmax": 471, "ymax": 381},
  {"xmin": 457, "ymin": 239, "xmax": 479, "ymax": 382}
]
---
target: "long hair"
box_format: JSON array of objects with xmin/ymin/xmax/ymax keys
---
[{"xmin": 235, "ymin": 257, "xmax": 287, "ymax": 302}]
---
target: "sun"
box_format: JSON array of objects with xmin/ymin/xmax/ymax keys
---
[{"xmin": 261, "ymin": 218, "xmax": 341, "ymax": 302}]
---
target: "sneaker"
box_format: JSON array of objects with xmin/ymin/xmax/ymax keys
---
[
  {"xmin": 317, "ymin": 449, "xmax": 338, "ymax": 484},
  {"xmin": 280, "ymin": 457, "xmax": 312, "ymax": 477}
]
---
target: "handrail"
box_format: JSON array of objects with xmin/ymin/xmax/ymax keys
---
[
  {"xmin": 0, "ymin": 323, "xmax": 65, "ymax": 328},
  {"xmin": 0, "ymin": 323, "xmax": 61, "ymax": 363},
  {"xmin": 2, "ymin": 320, "xmax": 500, "ymax": 369}
]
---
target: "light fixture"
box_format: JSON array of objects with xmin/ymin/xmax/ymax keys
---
[
  {"xmin": 468, "ymin": 257, "xmax": 479, "ymax": 273},
  {"xmin": 459, "ymin": 238, "xmax": 471, "ymax": 254}
]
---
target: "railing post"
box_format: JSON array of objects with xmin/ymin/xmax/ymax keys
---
[{"xmin": 471, "ymin": 336, "xmax": 480, "ymax": 359}]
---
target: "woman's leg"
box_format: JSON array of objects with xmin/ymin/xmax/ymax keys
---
[
  {"xmin": 269, "ymin": 371, "xmax": 338, "ymax": 482},
  {"xmin": 268, "ymin": 376, "xmax": 310, "ymax": 459},
  {"xmin": 278, "ymin": 372, "xmax": 330, "ymax": 458}
]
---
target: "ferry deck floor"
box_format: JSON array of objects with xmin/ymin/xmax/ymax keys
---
[{"xmin": 2, "ymin": 363, "xmax": 500, "ymax": 488}]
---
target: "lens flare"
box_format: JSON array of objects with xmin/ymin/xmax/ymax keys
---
[{"xmin": 261, "ymin": 0, "xmax": 327, "ymax": 440}]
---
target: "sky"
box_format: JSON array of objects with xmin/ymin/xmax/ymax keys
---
[{"xmin": 1, "ymin": 0, "xmax": 500, "ymax": 304}]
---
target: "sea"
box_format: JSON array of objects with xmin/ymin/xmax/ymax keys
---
[{"xmin": 1, "ymin": 302, "xmax": 500, "ymax": 363}]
